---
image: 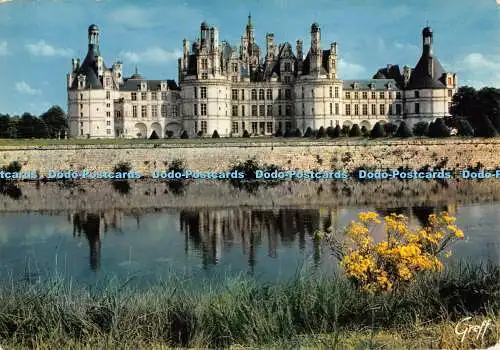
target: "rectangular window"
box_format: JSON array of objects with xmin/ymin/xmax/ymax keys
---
[
  {"xmin": 141, "ymin": 105, "xmax": 147, "ymax": 118},
  {"xmin": 259, "ymin": 105, "xmax": 265, "ymax": 116},
  {"xmin": 277, "ymin": 89, "xmax": 282, "ymax": 100},
  {"xmin": 200, "ymin": 87, "xmax": 207, "ymax": 99},
  {"xmin": 362, "ymin": 104, "xmax": 368, "ymax": 115},
  {"xmin": 201, "ymin": 59, "xmax": 208, "ymax": 69},
  {"xmin": 285, "ymin": 89, "xmax": 292, "ymax": 100},
  {"xmin": 345, "ymin": 92, "xmax": 351, "ymax": 99},
  {"xmin": 335, "ymin": 103, "xmax": 339, "ymax": 115},
  {"xmin": 132, "ymin": 105, "xmax": 137, "ymax": 117},
  {"xmin": 201, "ymin": 103, "xmax": 207, "ymax": 116},
  {"xmin": 141, "ymin": 92, "xmax": 147, "ymax": 100},
  {"xmin": 396, "ymin": 91, "xmax": 402, "ymax": 99},
  {"xmin": 362, "ymin": 91, "xmax": 367, "ymax": 99},
  {"xmin": 388, "ymin": 105, "xmax": 393, "ymax": 115},
  {"xmin": 172, "ymin": 105, "xmax": 178, "ymax": 117},
  {"xmin": 241, "ymin": 105, "xmax": 245, "ymax": 116},
  {"xmin": 266, "ymin": 122, "xmax": 273, "ymax": 134},
  {"xmin": 232, "ymin": 105, "xmax": 238, "ymax": 116},
  {"xmin": 266, "ymin": 89, "xmax": 272, "ymax": 100},
  {"xmin": 161, "ymin": 104, "xmax": 167, "ymax": 117},
  {"xmin": 379, "ymin": 104, "xmax": 385, "ymax": 115},
  {"xmin": 354, "ymin": 92, "xmax": 359, "ymax": 99},
  {"xmin": 371, "ymin": 91, "xmax": 376, "ymax": 99},
  {"xmin": 106, "ymin": 77, "xmax": 111, "ymax": 87},
  {"xmin": 345, "ymin": 104, "xmax": 351, "ymax": 116},
  {"xmin": 329, "ymin": 86, "xmax": 333, "ymax": 98},
  {"xmin": 232, "ymin": 89, "xmax": 238, "ymax": 100},
  {"xmin": 379, "ymin": 92, "xmax": 385, "ymax": 99},
  {"xmin": 106, "ymin": 91, "xmax": 110, "ymax": 100},
  {"xmin": 330, "ymin": 103, "xmax": 333, "ymax": 115},
  {"xmin": 232, "ymin": 76, "xmax": 238, "ymax": 82},
  {"xmin": 285, "ymin": 121, "xmax": 292, "ymax": 131},
  {"xmin": 106, "ymin": 129, "xmax": 111, "ymax": 135},
  {"xmin": 151, "ymin": 92, "xmax": 157, "ymax": 100},
  {"xmin": 194, "ymin": 87, "xmax": 198, "ymax": 98},
  {"xmin": 334, "ymin": 86, "xmax": 339, "ymax": 98},
  {"xmin": 106, "ymin": 121, "xmax": 111, "ymax": 126},
  {"xmin": 201, "ymin": 73, "xmax": 208, "ymax": 80},
  {"xmin": 278, "ymin": 105, "xmax": 282, "ymax": 116},
  {"xmin": 162, "ymin": 92, "xmax": 167, "ymax": 100},
  {"xmin": 106, "ymin": 111, "xmax": 111, "ymax": 117},
  {"xmin": 251, "ymin": 89, "xmax": 257, "ymax": 100},
  {"xmin": 267, "ymin": 105, "xmax": 272, "ymax": 116},
  {"xmin": 194, "ymin": 104, "xmax": 198, "ymax": 116},
  {"xmin": 285, "ymin": 104, "xmax": 292, "ymax": 116},
  {"xmin": 152, "ymin": 105, "xmax": 158, "ymax": 117},
  {"xmin": 251, "ymin": 122, "xmax": 258, "ymax": 134},
  {"xmin": 241, "ymin": 89, "xmax": 245, "ymax": 100},
  {"xmin": 251, "ymin": 105, "xmax": 257, "ymax": 116},
  {"xmin": 414, "ymin": 91, "xmax": 420, "ymax": 98},
  {"xmin": 259, "ymin": 89, "xmax": 265, "ymax": 100},
  {"xmin": 415, "ymin": 103, "xmax": 420, "ymax": 114},
  {"xmin": 131, "ymin": 92, "xmax": 137, "ymax": 101},
  {"xmin": 232, "ymin": 63, "xmax": 238, "ymax": 72},
  {"xmin": 354, "ymin": 104, "xmax": 359, "ymax": 115},
  {"xmin": 284, "ymin": 76, "xmax": 291, "ymax": 83},
  {"xmin": 201, "ymin": 120, "xmax": 207, "ymax": 134},
  {"xmin": 371, "ymin": 104, "xmax": 376, "ymax": 115},
  {"xmin": 448, "ymin": 89, "xmax": 453, "ymax": 98},
  {"xmin": 232, "ymin": 121, "xmax": 239, "ymax": 134},
  {"xmin": 396, "ymin": 104, "xmax": 402, "ymax": 115}
]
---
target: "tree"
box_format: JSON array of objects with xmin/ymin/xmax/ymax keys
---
[
  {"xmin": 212, "ymin": 130, "xmax": 220, "ymax": 138},
  {"xmin": 449, "ymin": 86, "xmax": 479, "ymax": 120},
  {"xmin": 384, "ymin": 122, "xmax": 398, "ymax": 137},
  {"xmin": 395, "ymin": 121, "xmax": 413, "ymax": 138},
  {"xmin": 349, "ymin": 124, "xmax": 362, "ymax": 137},
  {"xmin": 413, "ymin": 121, "xmax": 429, "ymax": 137},
  {"xmin": 40, "ymin": 105, "xmax": 68, "ymax": 139},
  {"xmin": 284, "ymin": 129, "xmax": 294, "ymax": 137},
  {"xmin": 480, "ymin": 115, "xmax": 499, "ymax": 137},
  {"xmin": 477, "ymin": 87, "xmax": 500, "ymax": 132},
  {"xmin": 341, "ymin": 125, "xmax": 350, "ymax": 136},
  {"xmin": 316, "ymin": 126, "xmax": 326, "ymax": 138},
  {"xmin": 303, "ymin": 127, "xmax": 313, "ymax": 137},
  {"xmin": 0, "ymin": 114, "xmax": 10, "ymax": 138},
  {"xmin": 370, "ymin": 122, "xmax": 386, "ymax": 138},
  {"xmin": 275, "ymin": 129, "xmax": 283, "ymax": 137},
  {"xmin": 149, "ymin": 130, "xmax": 159, "ymax": 139},
  {"xmin": 326, "ymin": 126, "xmax": 334, "ymax": 138},
  {"xmin": 294, "ymin": 128, "xmax": 302, "ymax": 137},
  {"xmin": 17, "ymin": 113, "xmax": 49, "ymax": 138},
  {"xmin": 456, "ymin": 118, "xmax": 475, "ymax": 137},
  {"xmin": 180, "ymin": 130, "xmax": 189, "ymax": 139},
  {"xmin": 427, "ymin": 118, "xmax": 450, "ymax": 138},
  {"xmin": 242, "ymin": 129, "xmax": 250, "ymax": 138}
]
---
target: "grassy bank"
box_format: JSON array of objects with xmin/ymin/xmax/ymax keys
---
[{"xmin": 0, "ymin": 261, "xmax": 498, "ymax": 349}]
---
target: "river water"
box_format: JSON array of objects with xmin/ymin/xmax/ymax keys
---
[{"xmin": 0, "ymin": 180, "xmax": 498, "ymax": 288}]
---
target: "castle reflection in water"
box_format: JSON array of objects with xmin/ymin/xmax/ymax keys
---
[{"xmin": 70, "ymin": 204, "xmax": 455, "ymax": 272}]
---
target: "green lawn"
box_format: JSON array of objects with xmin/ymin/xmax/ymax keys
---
[{"xmin": 0, "ymin": 136, "xmax": 498, "ymax": 147}]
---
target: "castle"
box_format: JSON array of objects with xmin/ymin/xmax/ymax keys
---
[{"xmin": 67, "ymin": 16, "xmax": 457, "ymax": 139}]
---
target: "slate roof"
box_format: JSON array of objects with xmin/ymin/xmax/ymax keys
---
[
  {"xmin": 372, "ymin": 64, "xmax": 404, "ymax": 88},
  {"xmin": 406, "ymin": 53, "xmax": 446, "ymax": 89},
  {"xmin": 69, "ymin": 45, "xmax": 103, "ymax": 90},
  {"xmin": 343, "ymin": 79, "xmax": 398, "ymax": 90},
  {"xmin": 119, "ymin": 77, "xmax": 179, "ymax": 91}
]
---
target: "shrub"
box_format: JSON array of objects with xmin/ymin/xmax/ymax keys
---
[
  {"xmin": 284, "ymin": 129, "xmax": 294, "ymax": 138},
  {"xmin": 395, "ymin": 121, "xmax": 413, "ymax": 138},
  {"xmin": 212, "ymin": 130, "xmax": 220, "ymax": 138},
  {"xmin": 113, "ymin": 161, "xmax": 132, "ymax": 173},
  {"xmin": 360, "ymin": 126, "xmax": 369, "ymax": 137},
  {"xmin": 180, "ymin": 130, "xmax": 189, "ymax": 139},
  {"xmin": 167, "ymin": 159, "xmax": 186, "ymax": 173},
  {"xmin": 370, "ymin": 122, "xmax": 386, "ymax": 138},
  {"xmin": 326, "ymin": 126, "xmax": 334, "ymax": 138},
  {"xmin": 384, "ymin": 123, "xmax": 398, "ymax": 137},
  {"xmin": 197, "ymin": 131, "xmax": 203, "ymax": 137},
  {"xmin": 303, "ymin": 127, "xmax": 313, "ymax": 137},
  {"xmin": 316, "ymin": 126, "xmax": 326, "ymax": 138},
  {"xmin": 413, "ymin": 121, "xmax": 429, "ymax": 137},
  {"xmin": 2, "ymin": 161, "xmax": 22, "ymax": 173},
  {"xmin": 456, "ymin": 119, "xmax": 475, "ymax": 137},
  {"xmin": 349, "ymin": 124, "xmax": 362, "ymax": 137},
  {"xmin": 427, "ymin": 118, "xmax": 450, "ymax": 138},
  {"xmin": 341, "ymin": 125, "xmax": 350, "ymax": 136},
  {"xmin": 166, "ymin": 130, "xmax": 174, "ymax": 138},
  {"xmin": 333, "ymin": 125, "xmax": 342, "ymax": 138},
  {"xmin": 319, "ymin": 211, "xmax": 464, "ymax": 294},
  {"xmin": 274, "ymin": 129, "xmax": 283, "ymax": 137},
  {"xmin": 293, "ymin": 128, "xmax": 302, "ymax": 137},
  {"xmin": 242, "ymin": 130, "xmax": 250, "ymax": 138}
]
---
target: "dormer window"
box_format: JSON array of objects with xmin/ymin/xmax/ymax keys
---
[
  {"xmin": 369, "ymin": 83, "xmax": 375, "ymax": 90},
  {"xmin": 141, "ymin": 82, "xmax": 147, "ymax": 90},
  {"xmin": 387, "ymin": 82, "xmax": 392, "ymax": 89},
  {"xmin": 353, "ymin": 83, "xmax": 359, "ymax": 89}
]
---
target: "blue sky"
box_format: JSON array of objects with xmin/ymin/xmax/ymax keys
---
[{"xmin": 0, "ymin": 0, "xmax": 498, "ymax": 116}]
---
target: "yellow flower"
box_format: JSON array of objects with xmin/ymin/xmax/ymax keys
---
[{"xmin": 444, "ymin": 250, "xmax": 452, "ymax": 258}]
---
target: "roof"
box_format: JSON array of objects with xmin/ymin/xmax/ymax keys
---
[
  {"xmin": 120, "ymin": 78, "xmax": 179, "ymax": 91},
  {"xmin": 406, "ymin": 53, "xmax": 446, "ymax": 89},
  {"xmin": 69, "ymin": 45, "xmax": 103, "ymax": 90},
  {"xmin": 372, "ymin": 64, "xmax": 404, "ymax": 88},
  {"xmin": 343, "ymin": 79, "xmax": 399, "ymax": 90}
]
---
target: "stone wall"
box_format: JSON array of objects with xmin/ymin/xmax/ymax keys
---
[{"xmin": 1, "ymin": 139, "xmax": 500, "ymax": 175}]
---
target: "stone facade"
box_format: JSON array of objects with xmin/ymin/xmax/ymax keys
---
[{"xmin": 67, "ymin": 18, "xmax": 457, "ymax": 139}]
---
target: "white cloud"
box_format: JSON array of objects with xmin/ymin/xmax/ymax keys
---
[
  {"xmin": 454, "ymin": 53, "xmax": 500, "ymax": 88},
  {"xmin": 0, "ymin": 0, "xmax": 12, "ymax": 4},
  {"xmin": 0, "ymin": 40, "xmax": 9, "ymax": 55},
  {"xmin": 108, "ymin": 6, "xmax": 161, "ymax": 29},
  {"xmin": 394, "ymin": 42, "xmax": 419, "ymax": 53},
  {"xmin": 339, "ymin": 59, "xmax": 366, "ymax": 78},
  {"xmin": 120, "ymin": 47, "xmax": 181, "ymax": 64},
  {"xmin": 15, "ymin": 81, "xmax": 41, "ymax": 95},
  {"xmin": 25, "ymin": 40, "xmax": 73, "ymax": 57}
]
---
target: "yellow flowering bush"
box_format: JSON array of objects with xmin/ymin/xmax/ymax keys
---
[{"xmin": 320, "ymin": 211, "xmax": 464, "ymax": 294}]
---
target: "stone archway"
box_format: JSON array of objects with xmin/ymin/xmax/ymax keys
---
[
  {"xmin": 134, "ymin": 123, "xmax": 147, "ymax": 139},
  {"xmin": 165, "ymin": 122, "xmax": 182, "ymax": 137},
  {"xmin": 342, "ymin": 121, "xmax": 353, "ymax": 129},
  {"xmin": 150, "ymin": 122, "xmax": 162, "ymax": 139},
  {"xmin": 360, "ymin": 120, "xmax": 371, "ymax": 130}
]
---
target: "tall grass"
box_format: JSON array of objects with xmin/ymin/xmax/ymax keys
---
[{"xmin": 0, "ymin": 261, "xmax": 498, "ymax": 348}]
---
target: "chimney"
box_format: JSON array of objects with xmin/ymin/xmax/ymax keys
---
[{"xmin": 296, "ymin": 40, "xmax": 303, "ymax": 60}]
